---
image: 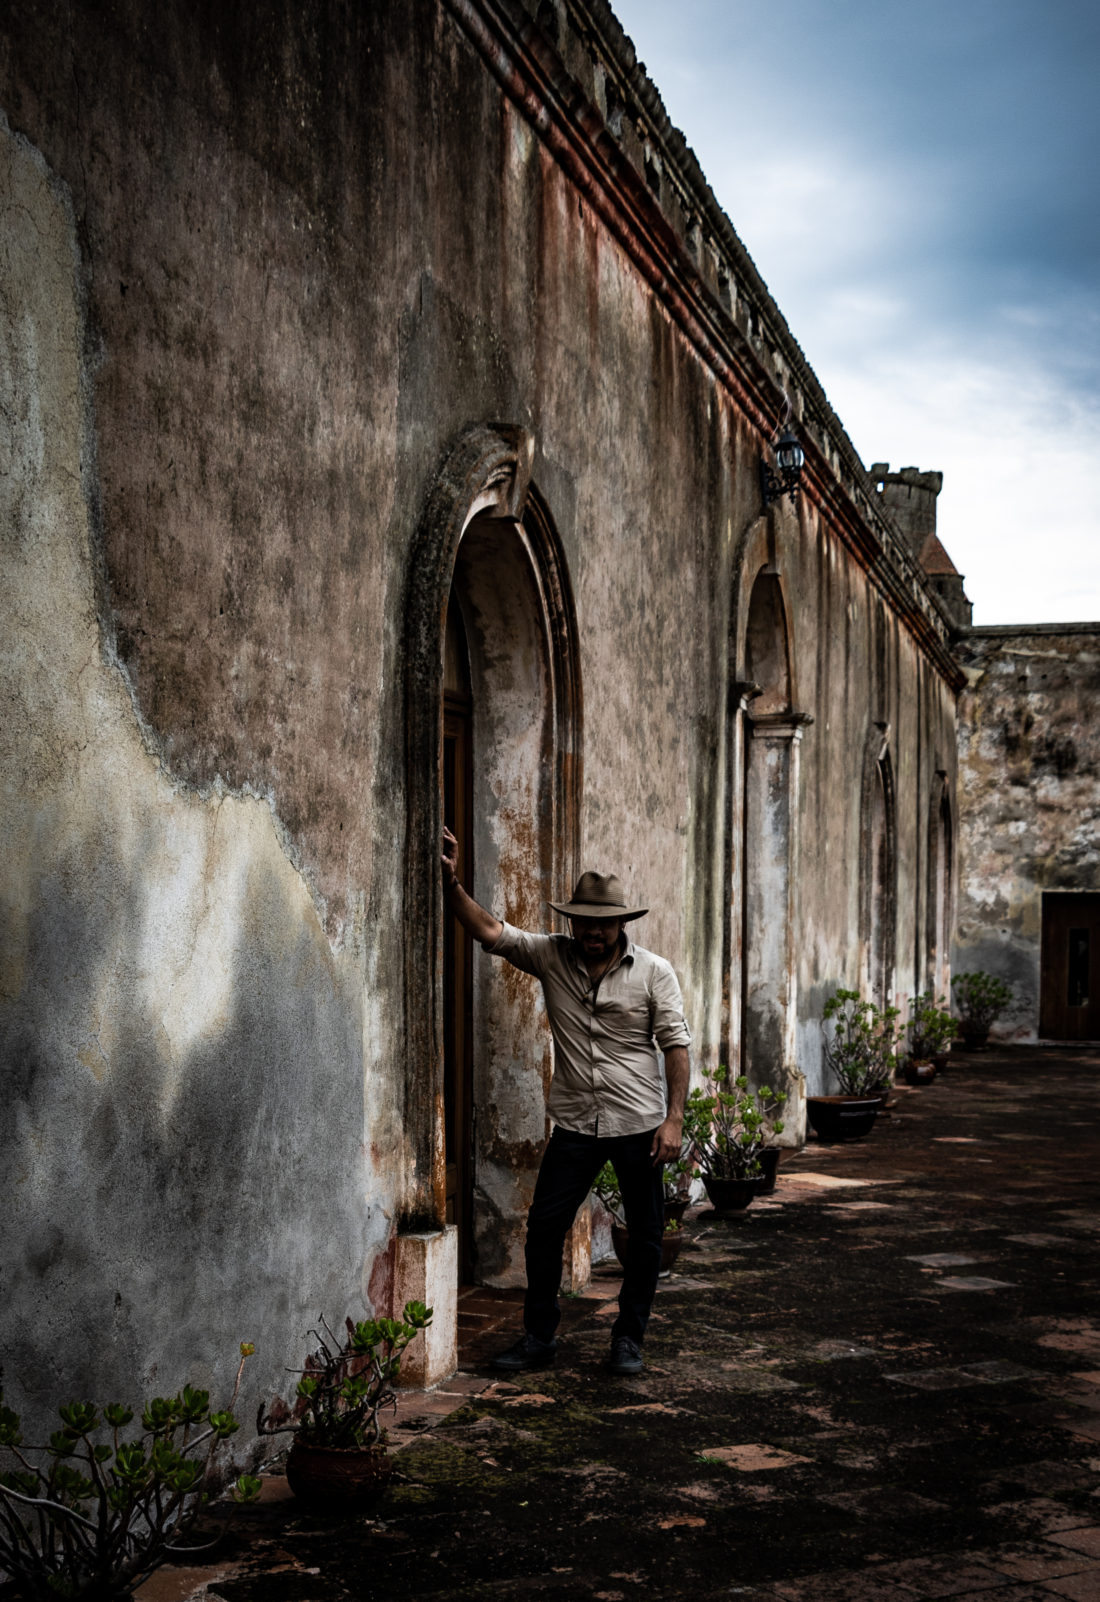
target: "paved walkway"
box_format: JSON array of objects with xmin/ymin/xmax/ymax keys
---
[{"xmin": 141, "ymin": 1046, "xmax": 1100, "ymax": 1602}]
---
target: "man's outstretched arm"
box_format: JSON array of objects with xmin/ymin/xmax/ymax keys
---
[
  {"xmin": 651, "ymin": 1044, "xmax": 689, "ymax": 1164},
  {"xmin": 441, "ymin": 825, "xmax": 503, "ymax": 948}
]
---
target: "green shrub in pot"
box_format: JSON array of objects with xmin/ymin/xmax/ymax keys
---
[
  {"xmin": 682, "ymin": 1065, "xmax": 786, "ymax": 1181},
  {"xmin": 821, "ymin": 988, "xmax": 900, "ymax": 1096},
  {"xmin": 0, "ymin": 1346, "xmax": 260, "ymax": 1601},
  {"xmin": 951, "ymin": 971, "xmax": 1013, "ymax": 1046}
]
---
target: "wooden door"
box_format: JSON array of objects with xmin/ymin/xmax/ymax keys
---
[
  {"xmin": 1040, "ymin": 892, "xmax": 1100, "ymax": 1040},
  {"xmin": 443, "ymin": 592, "xmax": 475, "ymax": 1281}
]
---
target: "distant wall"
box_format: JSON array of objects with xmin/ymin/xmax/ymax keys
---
[{"xmin": 954, "ymin": 624, "xmax": 1100, "ymax": 1039}]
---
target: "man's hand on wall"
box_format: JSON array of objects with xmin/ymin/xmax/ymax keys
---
[{"xmin": 441, "ymin": 825, "xmax": 459, "ymax": 887}]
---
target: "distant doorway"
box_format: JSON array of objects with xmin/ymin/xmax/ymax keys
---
[
  {"xmin": 443, "ymin": 588, "xmax": 475, "ymax": 1282},
  {"xmin": 1041, "ymin": 892, "xmax": 1100, "ymax": 1040},
  {"xmin": 867, "ymin": 753, "xmax": 895, "ymax": 1006},
  {"xmin": 860, "ymin": 729, "xmax": 896, "ymax": 1008},
  {"xmin": 740, "ymin": 569, "xmax": 799, "ymax": 1089},
  {"xmin": 927, "ymin": 779, "xmax": 952, "ymax": 999}
]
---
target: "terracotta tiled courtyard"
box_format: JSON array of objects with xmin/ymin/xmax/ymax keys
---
[{"xmin": 141, "ymin": 1046, "xmax": 1100, "ymax": 1602}]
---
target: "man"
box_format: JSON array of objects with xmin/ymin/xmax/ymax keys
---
[{"xmin": 441, "ymin": 826, "xmax": 691, "ymax": 1376}]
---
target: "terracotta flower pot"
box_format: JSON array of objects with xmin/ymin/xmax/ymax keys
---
[
  {"xmin": 286, "ymin": 1439, "xmax": 394, "ymax": 1509},
  {"xmin": 611, "ymin": 1223, "xmax": 683, "ymax": 1276}
]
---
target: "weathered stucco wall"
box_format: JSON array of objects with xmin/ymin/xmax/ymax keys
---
[
  {"xmin": 1, "ymin": 0, "xmax": 963, "ymax": 1435},
  {"xmin": 954, "ymin": 624, "xmax": 1100, "ymax": 1039},
  {"xmin": 0, "ymin": 110, "xmax": 394, "ymax": 1440},
  {"xmin": 781, "ymin": 511, "xmax": 960, "ymax": 1088}
]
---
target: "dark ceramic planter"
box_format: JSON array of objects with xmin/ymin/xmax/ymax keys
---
[
  {"xmin": 286, "ymin": 1440, "xmax": 394, "ymax": 1509},
  {"xmin": 663, "ymin": 1199, "xmax": 690, "ymax": 1228},
  {"xmin": 806, "ymin": 1095, "xmax": 881, "ymax": 1142},
  {"xmin": 611, "ymin": 1223, "xmax": 683, "ymax": 1276},
  {"xmin": 958, "ymin": 1025, "xmax": 990, "ymax": 1050},
  {"xmin": 932, "ymin": 1051, "xmax": 951, "ymax": 1072},
  {"xmin": 903, "ymin": 1058, "xmax": 937, "ymax": 1086},
  {"xmin": 701, "ymin": 1174, "xmax": 758, "ymax": 1213},
  {"xmin": 754, "ymin": 1148, "xmax": 782, "ymax": 1194}
]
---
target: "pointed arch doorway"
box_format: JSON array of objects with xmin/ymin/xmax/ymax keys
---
[
  {"xmin": 445, "ymin": 504, "xmax": 582, "ymax": 1285},
  {"xmin": 737, "ymin": 567, "xmax": 811, "ymax": 1095},
  {"xmin": 401, "ymin": 427, "xmax": 582, "ymax": 1365},
  {"xmin": 861, "ymin": 727, "xmax": 896, "ymax": 1006},
  {"xmin": 443, "ymin": 589, "xmax": 475, "ymax": 1281}
]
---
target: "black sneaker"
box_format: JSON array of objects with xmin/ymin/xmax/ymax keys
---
[
  {"xmin": 608, "ymin": 1336, "xmax": 644, "ymax": 1375},
  {"xmin": 490, "ymin": 1332, "xmax": 558, "ymax": 1372}
]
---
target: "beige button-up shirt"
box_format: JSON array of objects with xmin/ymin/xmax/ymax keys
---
[{"xmin": 489, "ymin": 922, "xmax": 692, "ymax": 1137}]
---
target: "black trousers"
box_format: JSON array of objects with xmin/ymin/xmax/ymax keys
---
[{"xmin": 523, "ymin": 1125, "xmax": 664, "ymax": 1346}]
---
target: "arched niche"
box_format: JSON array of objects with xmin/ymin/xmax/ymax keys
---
[
  {"xmin": 926, "ymin": 771, "xmax": 953, "ymax": 999},
  {"xmin": 744, "ymin": 570, "xmax": 792, "ymax": 715},
  {"xmin": 730, "ymin": 563, "xmax": 810, "ymax": 1125},
  {"xmin": 860, "ymin": 724, "xmax": 897, "ymax": 1006},
  {"xmin": 400, "ymin": 426, "xmax": 582, "ymax": 1346}
]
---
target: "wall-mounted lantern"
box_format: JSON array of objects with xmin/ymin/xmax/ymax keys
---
[{"xmin": 760, "ymin": 425, "xmax": 805, "ymax": 508}]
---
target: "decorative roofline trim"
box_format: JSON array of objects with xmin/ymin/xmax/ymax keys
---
[{"xmin": 964, "ymin": 622, "xmax": 1100, "ymax": 638}]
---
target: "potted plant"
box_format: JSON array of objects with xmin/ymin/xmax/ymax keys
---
[
  {"xmin": 592, "ymin": 1163, "xmax": 685, "ymax": 1275},
  {"xmin": 952, "ymin": 970, "xmax": 1013, "ymax": 1049},
  {"xmin": 258, "ymin": 1303, "xmax": 432, "ymax": 1509},
  {"xmin": 682, "ymin": 1065, "xmax": 787, "ymax": 1213},
  {"xmin": 811, "ymin": 988, "xmax": 900, "ymax": 1140},
  {"xmin": 0, "ymin": 1347, "xmax": 260, "ymax": 1601},
  {"xmin": 661, "ymin": 1148, "xmax": 696, "ymax": 1225},
  {"xmin": 907, "ymin": 991, "xmax": 957, "ymax": 1070},
  {"xmin": 904, "ymin": 990, "xmax": 956, "ymax": 1082}
]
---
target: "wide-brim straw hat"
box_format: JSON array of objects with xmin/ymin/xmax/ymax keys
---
[{"xmin": 549, "ymin": 871, "xmax": 648, "ymax": 922}]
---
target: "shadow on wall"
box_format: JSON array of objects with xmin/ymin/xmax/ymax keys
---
[{"xmin": 2, "ymin": 813, "xmax": 372, "ymax": 1446}]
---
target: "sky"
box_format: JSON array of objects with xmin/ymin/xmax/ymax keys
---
[{"xmin": 612, "ymin": 0, "xmax": 1100, "ymax": 624}]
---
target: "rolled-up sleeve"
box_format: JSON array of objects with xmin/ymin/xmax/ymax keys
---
[
  {"xmin": 487, "ymin": 920, "xmax": 554, "ymax": 978},
  {"xmin": 650, "ymin": 958, "xmax": 692, "ymax": 1052}
]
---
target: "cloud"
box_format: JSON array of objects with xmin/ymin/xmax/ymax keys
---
[
  {"xmin": 829, "ymin": 344, "xmax": 1100, "ymax": 624},
  {"xmin": 613, "ymin": 0, "xmax": 1100, "ymax": 621}
]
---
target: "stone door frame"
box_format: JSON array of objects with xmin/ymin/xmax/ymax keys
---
[{"xmin": 397, "ymin": 423, "xmax": 582, "ymax": 1379}]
